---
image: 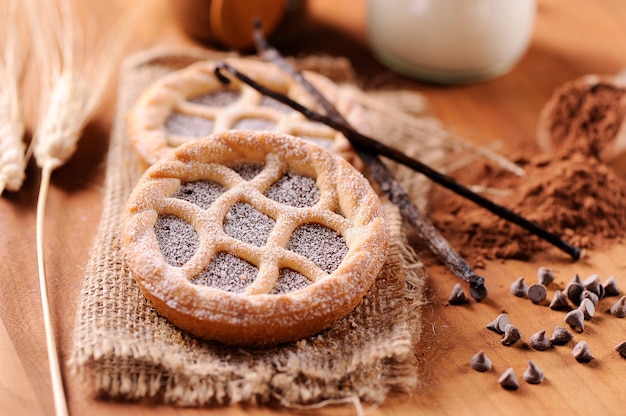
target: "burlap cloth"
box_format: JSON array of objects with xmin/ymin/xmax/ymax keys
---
[{"xmin": 70, "ymin": 48, "xmax": 440, "ymax": 410}]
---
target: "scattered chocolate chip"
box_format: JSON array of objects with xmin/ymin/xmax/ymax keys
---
[
  {"xmin": 470, "ymin": 350, "xmax": 492, "ymax": 372},
  {"xmin": 487, "ymin": 313, "xmax": 511, "ymax": 335},
  {"xmin": 569, "ymin": 274, "xmax": 584, "ymax": 287},
  {"xmin": 583, "ymin": 274, "xmax": 602, "ymax": 297},
  {"xmin": 579, "ymin": 297, "xmax": 595, "ymax": 320},
  {"xmin": 498, "ymin": 367, "xmax": 520, "ymax": 391},
  {"xmin": 615, "ymin": 341, "xmax": 626, "ymax": 358},
  {"xmin": 564, "ymin": 308, "xmax": 585, "ymax": 333},
  {"xmin": 448, "ymin": 283, "xmax": 469, "ymax": 305},
  {"xmin": 529, "ymin": 330, "xmax": 552, "ymax": 351},
  {"xmin": 550, "ymin": 325, "xmax": 574, "ymax": 345},
  {"xmin": 566, "ymin": 282, "xmax": 584, "ymax": 306},
  {"xmin": 603, "ymin": 276, "xmax": 620, "ymax": 297},
  {"xmin": 501, "ymin": 324, "xmax": 522, "ymax": 346},
  {"xmin": 527, "ymin": 283, "xmax": 548, "ymax": 304},
  {"xmin": 572, "ymin": 340, "xmax": 594, "ymax": 363},
  {"xmin": 549, "ymin": 290, "xmax": 570, "ymax": 310},
  {"xmin": 510, "ymin": 276, "xmax": 528, "ymax": 297},
  {"xmin": 609, "ymin": 296, "xmax": 626, "ymax": 318},
  {"xmin": 537, "ymin": 267, "xmax": 555, "ymax": 286},
  {"xmin": 581, "ymin": 289, "xmax": 599, "ymax": 306},
  {"xmin": 596, "ymin": 284, "xmax": 605, "ymax": 300},
  {"xmin": 523, "ymin": 360, "xmax": 544, "ymax": 384}
]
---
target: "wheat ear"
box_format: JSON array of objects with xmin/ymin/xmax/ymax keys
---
[
  {"xmin": 0, "ymin": 0, "xmax": 27, "ymax": 195},
  {"xmin": 24, "ymin": 0, "xmax": 138, "ymax": 414}
]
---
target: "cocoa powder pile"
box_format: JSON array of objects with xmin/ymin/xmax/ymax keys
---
[
  {"xmin": 429, "ymin": 80, "xmax": 626, "ymax": 261},
  {"xmin": 537, "ymin": 76, "xmax": 626, "ymax": 160}
]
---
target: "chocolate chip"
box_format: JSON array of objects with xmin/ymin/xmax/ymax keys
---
[
  {"xmin": 603, "ymin": 276, "xmax": 620, "ymax": 297},
  {"xmin": 523, "ymin": 360, "xmax": 544, "ymax": 384},
  {"xmin": 572, "ymin": 340, "xmax": 594, "ymax": 363},
  {"xmin": 569, "ymin": 274, "xmax": 584, "ymax": 286},
  {"xmin": 550, "ymin": 325, "xmax": 574, "ymax": 345},
  {"xmin": 498, "ymin": 368, "xmax": 520, "ymax": 390},
  {"xmin": 549, "ymin": 290, "xmax": 570, "ymax": 310},
  {"xmin": 597, "ymin": 284, "xmax": 605, "ymax": 300},
  {"xmin": 510, "ymin": 276, "xmax": 528, "ymax": 297},
  {"xmin": 529, "ymin": 330, "xmax": 552, "ymax": 351},
  {"xmin": 583, "ymin": 274, "xmax": 602, "ymax": 298},
  {"xmin": 615, "ymin": 341, "xmax": 626, "ymax": 358},
  {"xmin": 566, "ymin": 282, "xmax": 584, "ymax": 306},
  {"xmin": 470, "ymin": 350, "xmax": 492, "ymax": 372},
  {"xmin": 609, "ymin": 296, "xmax": 626, "ymax": 318},
  {"xmin": 447, "ymin": 283, "xmax": 469, "ymax": 305},
  {"xmin": 564, "ymin": 308, "xmax": 585, "ymax": 333},
  {"xmin": 527, "ymin": 283, "xmax": 547, "ymax": 304},
  {"xmin": 537, "ymin": 267, "xmax": 555, "ymax": 286},
  {"xmin": 582, "ymin": 289, "xmax": 599, "ymax": 306},
  {"xmin": 487, "ymin": 313, "xmax": 511, "ymax": 335},
  {"xmin": 579, "ymin": 298, "xmax": 595, "ymax": 320},
  {"xmin": 501, "ymin": 324, "xmax": 522, "ymax": 346}
]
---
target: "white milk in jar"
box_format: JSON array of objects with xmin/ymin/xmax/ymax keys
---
[{"xmin": 368, "ymin": 0, "xmax": 536, "ymax": 84}]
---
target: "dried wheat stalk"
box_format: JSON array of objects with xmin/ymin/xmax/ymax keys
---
[
  {"xmin": 27, "ymin": 0, "xmax": 137, "ymax": 171},
  {"xmin": 0, "ymin": 0, "xmax": 27, "ymax": 195},
  {"xmin": 24, "ymin": 0, "xmax": 138, "ymax": 414}
]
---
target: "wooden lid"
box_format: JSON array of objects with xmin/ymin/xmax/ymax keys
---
[{"xmin": 209, "ymin": 0, "xmax": 286, "ymax": 50}]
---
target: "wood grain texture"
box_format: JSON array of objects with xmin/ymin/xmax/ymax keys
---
[{"xmin": 1, "ymin": 0, "xmax": 625, "ymax": 415}]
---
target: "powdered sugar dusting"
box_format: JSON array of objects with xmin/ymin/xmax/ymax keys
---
[
  {"xmin": 260, "ymin": 96, "xmax": 291, "ymax": 113},
  {"xmin": 271, "ymin": 269, "xmax": 312, "ymax": 294},
  {"xmin": 154, "ymin": 215, "xmax": 199, "ymax": 266},
  {"xmin": 188, "ymin": 90, "xmax": 240, "ymax": 106},
  {"xmin": 231, "ymin": 163, "xmax": 265, "ymax": 180},
  {"xmin": 265, "ymin": 172, "xmax": 320, "ymax": 207},
  {"xmin": 224, "ymin": 202, "xmax": 275, "ymax": 247},
  {"xmin": 298, "ymin": 136, "xmax": 334, "ymax": 150},
  {"xmin": 288, "ymin": 223, "xmax": 347, "ymax": 274},
  {"xmin": 173, "ymin": 180, "xmax": 225, "ymax": 209},
  {"xmin": 165, "ymin": 112, "xmax": 215, "ymax": 137},
  {"xmin": 191, "ymin": 252, "xmax": 258, "ymax": 293},
  {"xmin": 233, "ymin": 118, "xmax": 277, "ymax": 131}
]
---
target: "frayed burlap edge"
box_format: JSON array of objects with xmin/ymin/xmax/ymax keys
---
[{"xmin": 69, "ymin": 48, "xmax": 428, "ymax": 410}]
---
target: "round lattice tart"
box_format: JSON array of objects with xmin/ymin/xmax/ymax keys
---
[
  {"xmin": 121, "ymin": 130, "xmax": 389, "ymax": 346},
  {"xmin": 127, "ymin": 57, "xmax": 360, "ymax": 168}
]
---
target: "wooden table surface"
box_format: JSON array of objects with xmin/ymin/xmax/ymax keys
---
[{"xmin": 2, "ymin": 0, "xmax": 625, "ymax": 415}]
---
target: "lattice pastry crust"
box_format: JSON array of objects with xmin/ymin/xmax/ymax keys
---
[
  {"xmin": 121, "ymin": 130, "xmax": 389, "ymax": 346},
  {"xmin": 127, "ymin": 57, "xmax": 361, "ymax": 168}
]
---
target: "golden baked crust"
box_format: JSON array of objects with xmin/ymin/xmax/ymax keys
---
[
  {"xmin": 120, "ymin": 130, "xmax": 389, "ymax": 346},
  {"xmin": 127, "ymin": 57, "xmax": 361, "ymax": 168}
]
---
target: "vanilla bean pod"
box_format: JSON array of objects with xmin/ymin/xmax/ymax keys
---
[
  {"xmin": 214, "ymin": 61, "xmax": 580, "ymax": 262},
  {"xmin": 251, "ymin": 26, "xmax": 491, "ymax": 299},
  {"xmin": 361, "ymin": 151, "xmax": 488, "ymax": 300},
  {"xmin": 218, "ymin": 63, "xmax": 487, "ymax": 298}
]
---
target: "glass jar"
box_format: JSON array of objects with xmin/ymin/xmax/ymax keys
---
[{"xmin": 368, "ymin": 0, "xmax": 536, "ymax": 84}]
